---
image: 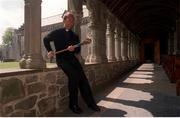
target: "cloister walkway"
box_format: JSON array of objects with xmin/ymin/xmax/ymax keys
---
[{"xmin": 56, "ymin": 63, "xmax": 180, "ymax": 117}]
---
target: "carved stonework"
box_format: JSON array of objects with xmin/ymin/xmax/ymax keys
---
[
  {"xmin": 121, "ymin": 27, "xmax": 128, "ymax": 61},
  {"xmin": 115, "ymin": 20, "xmax": 123, "ymax": 61},
  {"xmin": 20, "ymin": 0, "xmax": 46, "ymax": 69},
  {"xmin": 86, "ymin": 0, "xmax": 108, "ymax": 63},
  {"xmin": 106, "ymin": 11, "xmax": 116, "ymax": 62}
]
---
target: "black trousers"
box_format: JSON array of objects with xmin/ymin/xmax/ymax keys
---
[{"xmin": 56, "ymin": 56, "xmax": 96, "ymax": 107}]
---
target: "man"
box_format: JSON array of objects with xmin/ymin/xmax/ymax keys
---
[{"xmin": 43, "ymin": 11, "xmax": 100, "ymax": 114}]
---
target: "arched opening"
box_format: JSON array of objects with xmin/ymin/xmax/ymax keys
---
[{"xmin": 144, "ymin": 43, "xmax": 154, "ymax": 63}]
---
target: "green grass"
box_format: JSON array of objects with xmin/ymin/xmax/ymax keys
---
[
  {"xmin": 0, "ymin": 62, "xmax": 57, "ymax": 69},
  {"xmin": 0, "ymin": 62, "xmax": 19, "ymax": 69}
]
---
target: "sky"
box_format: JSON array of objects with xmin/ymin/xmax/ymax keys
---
[{"xmin": 0, "ymin": 0, "xmax": 67, "ymax": 44}]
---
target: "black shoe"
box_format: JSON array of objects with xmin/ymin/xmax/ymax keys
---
[
  {"xmin": 88, "ymin": 104, "xmax": 101, "ymax": 112},
  {"xmin": 69, "ymin": 105, "xmax": 83, "ymax": 114}
]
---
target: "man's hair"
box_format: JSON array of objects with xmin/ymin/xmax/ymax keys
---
[{"xmin": 62, "ymin": 10, "xmax": 74, "ymax": 21}]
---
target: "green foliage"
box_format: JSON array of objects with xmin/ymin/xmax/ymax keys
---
[{"xmin": 2, "ymin": 27, "xmax": 14, "ymax": 46}]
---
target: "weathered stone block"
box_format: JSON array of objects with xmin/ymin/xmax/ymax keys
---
[
  {"xmin": 37, "ymin": 97, "xmax": 56, "ymax": 115},
  {"xmin": 1, "ymin": 78, "xmax": 24, "ymax": 103},
  {"xmin": 4, "ymin": 105, "xmax": 13, "ymax": 115},
  {"xmin": 88, "ymin": 70, "xmax": 95, "ymax": 82},
  {"xmin": 25, "ymin": 75, "xmax": 38, "ymax": 84},
  {"xmin": 39, "ymin": 93, "xmax": 47, "ymax": 98},
  {"xmin": 56, "ymin": 79, "xmax": 64, "ymax": 85},
  {"xmin": 15, "ymin": 95, "xmax": 37, "ymax": 110},
  {"xmin": 59, "ymin": 85, "xmax": 68, "ymax": 97},
  {"xmin": 44, "ymin": 73, "xmax": 56, "ymax": 84},
  {"xmin": 48, "ymin": 85, "xmax": 58, "ymax": 95},
  {"xmin": 24, "ymin": 109, "xmax": 36, "ymax": 117},
  {"xmin": 27, "ymin": 82, "xmax": 46, "ymax": 95},
  {"xmin": 10, "ymin": 111, "xmax": 24, "ymax": 117}
]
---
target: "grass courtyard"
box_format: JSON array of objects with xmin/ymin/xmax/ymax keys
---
[
  {"xmin": 0, "ymin": 62, "xmax": 19, "ymax": 69},
  {"xmin": 0, "ymin": 62, "xmax": 56, "ymax": 69}
]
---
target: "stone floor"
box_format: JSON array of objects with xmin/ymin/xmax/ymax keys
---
[{"xmin": 55, "ymin": 63, "xmax": 180, "ymax": 117}]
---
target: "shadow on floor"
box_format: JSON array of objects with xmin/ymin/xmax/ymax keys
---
[{"xmin": 55, "ymin": 63, "xmax": 180, "ymax": 117}]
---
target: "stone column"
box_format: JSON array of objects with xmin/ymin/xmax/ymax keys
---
[
  {"xmin": 174, "ymin": 1, "xmax": 180, "ymax": 55},
  {"xmin": 20, "ymin": 0, "xmax": 46, "ymax": 69},
  {"xmin": 130, "ymin": 33, "xmax": 134, "ymax": 60},
  {"xmin": 68, "ymin": 0, "xmax": 85, "ymax": 64},
  {"xmin": 115, "ymin": 20, "xmax": 122, "ymax": 61},
  {"xmin": 106, "ymin": 13, "xmax": 116, "ymax": 62},
  {"xmin": 168, "ymin": 31, "xmax": 174, "ymax": 55},
  {"xmin": 137, "ymin": 38, "xmax": 140, "ymax": 60},
  {"xmin": 86, "ymin": 0, "xmax": 107, "ymax": 64},
  {"xmin": 132, "ymin": 35, "xmax": 136, "ymax": 60},
  {"xmin": 19, "ymin": 0, "xmax": 30, "ymax": 68},
  {"xmin": 130, "ymin": 35, "xmax": 134, "ymax": 60},
  {"xmin": 121, "ymin": 27, "xmax": 128, "ymax": 61},
  {"xmin": 127, "ymin": 31, "xmax": 131, "ymax": 60}
]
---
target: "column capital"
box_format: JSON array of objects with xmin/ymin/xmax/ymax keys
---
[
  {"xmin": 86, "ymin": 0, "xmax": 107, "ymax": 28},
  {"xmin": 86, "ymin": 0, "xmax": 108, "ymax": 63}
]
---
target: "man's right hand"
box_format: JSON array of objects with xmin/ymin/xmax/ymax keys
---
[{"xmin": 47, "ymin": 51, "xmax": 54, "ymax": 58}]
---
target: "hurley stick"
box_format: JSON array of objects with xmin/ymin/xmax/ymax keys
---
[{"xmin": 55, "ymin": 38, "xmax": 91, "ymax": 54}]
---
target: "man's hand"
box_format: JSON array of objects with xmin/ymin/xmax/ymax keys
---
[
  {"xmin": 67, "ymin": 45, "xmax": 75, "ymax": 52},
  {"xmin": 47, "ymin": 51, "xmax": 54, "ymax": 58}
]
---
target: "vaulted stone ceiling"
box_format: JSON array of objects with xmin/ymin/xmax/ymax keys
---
[{"xmin": 99, "ymin": 0, "xmax": 179, "ymax": 37}]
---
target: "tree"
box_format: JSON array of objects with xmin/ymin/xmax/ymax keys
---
[{"xmin": 2, "ymin": 27, "xmax": 14, "ymax": 46}]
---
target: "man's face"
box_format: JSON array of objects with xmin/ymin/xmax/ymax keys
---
[{"xmin": 63, "ymin": 14, "xmax": 75, "ymax": 29}]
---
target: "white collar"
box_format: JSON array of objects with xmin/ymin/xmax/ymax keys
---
[{"xmin": 65, "ymin": 29, "xmax": 69, "ymax": 32}]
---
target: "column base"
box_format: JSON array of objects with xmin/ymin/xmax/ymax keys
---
[
  {"xmin": 174, "ymin": 51, "xmax": 180, "ymax": 55},
  {"xmin": 122, "ymin": 56, "xmax": 128, "ymax": 61},
  {"xmin": 116, "ymin": 57, "xmax": 122, "ymax": 61},
  {"xmin": 85, "ymin": 55, "xmax": 107, "ymax": 64},
  {"xmin": 19, "ymin": 54, "xmax": 46, "ymax": 69},
  {"xmin": 19, "ymin": 54, "xmax": 28, "ymax": 69},
  {"xmin": 108, "ymin": 57, "xmax": 117, "ymax": 62}
]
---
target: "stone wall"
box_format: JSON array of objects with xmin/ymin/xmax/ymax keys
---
[{"xmin": 0, "ymin": 60, "xmax": 138, "ymax": 116}]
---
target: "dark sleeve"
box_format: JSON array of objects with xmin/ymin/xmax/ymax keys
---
[
  {"xmin": 74, "ymin": 35, "xmax": 81, "ymax": 54},
  {"xmin": 43, "ymin": 30, "xmax": 57, "ymax": 52}
]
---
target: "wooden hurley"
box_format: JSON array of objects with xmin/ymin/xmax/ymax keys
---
[{"xmin": 55, "ymin": 38, "xmax": 91, "ymax": 54}]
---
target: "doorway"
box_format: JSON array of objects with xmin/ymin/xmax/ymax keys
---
[{"xmin": 144, "ymin": 43, "xmax": 154, "ymax": 63}]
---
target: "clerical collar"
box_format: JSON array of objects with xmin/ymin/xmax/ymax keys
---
[{"xmin": 65, "ymin": 29, "xmax": 69, "ymax": 32}]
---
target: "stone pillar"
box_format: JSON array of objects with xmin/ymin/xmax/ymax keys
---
[
  {"xmin": 68, "ymin": 0, "xmax": 85, "ymax": 64},
  {"xmin": 127, "ymin": 31, "xmax": 131, "ymax": 60},
  {"xmin": 20, "ymin": 0, "xmax": 46, "ymax": 69},
  {"xmin": 132, "ymin": 35, "xmax": 137, "ymax": 60},
  {"xmin": 121, "ymin": 27, "xmax": 128, "ymax": 61},
  {"xmin": 168, "ymin": 31, "xmax": 174, "ymax": 55},
  {"xmin": 86, "ymin": 0, "xmax": 107, "ymax": 64},
  {"xmin": 19, "ymin": 0, "xmax": 30, "ymax": 68},
  {"xmin": 106, "ymin": 13, "xmax": 116, "ymax": 62},
  {"xmin": 115, "ymin": 20, "xmax": 122, "ymax": 61},
  {"xmin": 130, "ymin": 33, "xmax": 134, "ymax": 60},
  {"xmin": 136, "ymin": 37, "xmax": 140, "ymax": 60},
  {"xmin": 174, "ymin": 1, "xmax": 180, "ymax": 55},
  {"xmin": 131, "ymin": 35, "xmax": 134, "ymax": 60}
]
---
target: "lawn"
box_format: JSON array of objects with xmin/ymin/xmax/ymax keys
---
[
  {"xmin": 0, "ymin": 62, "xmax": 57, "ymax": 69},
  {"xmin": 0, "ymin": 62, "xmax": 19, "ymax": 69}
]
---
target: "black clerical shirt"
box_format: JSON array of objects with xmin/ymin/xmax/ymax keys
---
[{"xmin": 43, "ymin": 28, "xmax": 81, "ymax": 59}]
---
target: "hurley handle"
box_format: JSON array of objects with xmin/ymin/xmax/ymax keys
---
[{"xmin": 55, "ymin": 38, "xmax": 91, "ymax": 54}]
